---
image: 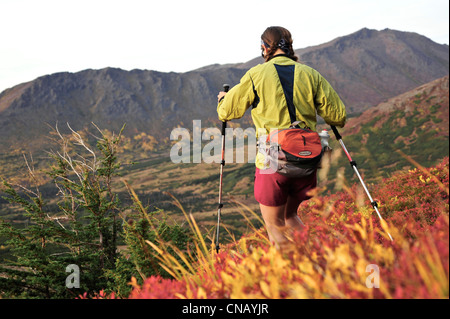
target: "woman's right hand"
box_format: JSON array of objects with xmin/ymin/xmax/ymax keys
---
[{"xmin": 217, "ymin": 91, "xmax": 227, "ymax": 102}]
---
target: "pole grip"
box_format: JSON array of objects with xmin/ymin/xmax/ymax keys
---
[
  {"xmin": 330, "ymin": 125, "xmax": 342, "ymax": 140},
  {"xmin": 221, "ymin": 84, "xmax": 230, "ymax": 135}
]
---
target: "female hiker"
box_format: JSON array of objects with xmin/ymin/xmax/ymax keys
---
[{"xmin": 217, "ymin": 26, "xmax": 347, "ymax": 250}]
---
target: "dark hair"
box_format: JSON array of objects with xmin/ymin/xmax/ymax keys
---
[{"xmin": 261, "ymin": 26, "xmax": 299, "ymax": 62}]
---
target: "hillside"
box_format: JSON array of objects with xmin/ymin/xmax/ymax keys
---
[
  {"xmin": 1, "ymin": 86, "xmax": 448, "ymax": 299},
  {"xmin": 0, "ymin": 28, "xmax": 448, "ymax": 154},
  {"xmin": 0, "ymin": 76, "xmax": 448, "ymax": 228},
  {"xmin": 113, "ymin": 157, "xmax": 450, "ymax": 299},
  {"xmin": 323, "ymin": 75, "xmax": 449, "ymax": 187},
  {"xmin": 344, "ymin": 76, "xmax": 449, "ymax": 134}
]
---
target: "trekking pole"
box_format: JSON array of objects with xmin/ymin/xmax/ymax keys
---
[
  {"xmin": 215, "ymin": 84, "xmax": 230, "ymax": 253},
  {"xmin": 330, "ymin": 125, "xmax": 394, "ymax": 241}
]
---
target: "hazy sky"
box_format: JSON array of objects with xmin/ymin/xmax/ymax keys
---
[{"xmin": 0, "ymin": 0, "xmax": 448, "ymax": 93}]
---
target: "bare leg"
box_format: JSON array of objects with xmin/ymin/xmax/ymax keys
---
[
  {"xmin": 259, "ymin": 196, "xmax": 305, "ymax": 249},
  {"xmin": 259, "ymin": 203, "xmax": 288, "ymax": 248},
  {"xmin": 284, "ymin": 196, "xmax": 305, "ymax": 231}
]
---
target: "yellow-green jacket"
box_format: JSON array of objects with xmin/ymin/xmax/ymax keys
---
[{"xmin": 217, "ymin": 55, "xmax": 347, "ymax": 168}]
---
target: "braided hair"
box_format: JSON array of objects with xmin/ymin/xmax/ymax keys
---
[{"xmin": 261, "ymin": 26, "xmax": 299, "ymax": 62}]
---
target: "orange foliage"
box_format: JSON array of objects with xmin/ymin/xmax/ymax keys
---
[{"xmin": 101, "ymin": 158, "xmax": 449, "ymax": 299}]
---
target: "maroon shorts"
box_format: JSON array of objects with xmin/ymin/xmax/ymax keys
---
[{"xmin": 254, "ymin": 168, "xmax": 317, "ymax": 207}]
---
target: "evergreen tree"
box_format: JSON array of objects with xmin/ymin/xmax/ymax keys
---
[
  {"xmin": 0, "ymin": 124, "xmax": 124, "ymax": 298},
  {"xmin": 0, "ymin": 124, "xmax": 193, "ymax": 299}
]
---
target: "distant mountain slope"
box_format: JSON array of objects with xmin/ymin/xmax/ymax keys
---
[
  {"xmin": 0, "ymin": 28, "xmax": 448, "ymax": 152},
  {"xmin": 344, "ymin": 76, "xmax": 449, "ymax": 136},
  {"xmin": 323, "ymin": 75, "xmax": 449, "ymax": 187},
  {"xmin": 0, "ymin": 67, "xmax": 247, "ymax": 150}
]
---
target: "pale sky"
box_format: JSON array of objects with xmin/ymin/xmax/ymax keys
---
[{"xmin": 0, "ymin": 0, "xmax": 448, "ymax": 93}]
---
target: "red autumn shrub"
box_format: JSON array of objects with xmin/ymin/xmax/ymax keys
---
[{"xmin": 124, "ymin": 158, "xmax": 448, "ymax": 299}]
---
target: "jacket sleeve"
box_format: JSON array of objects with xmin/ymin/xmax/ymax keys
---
[
  {"xmin": 217, "ymin": 70, "xmax": 256, "ymax": 121},
  {"xmin": 314, "ymin": 75, "xmax": 347, "ymax": 128}
]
